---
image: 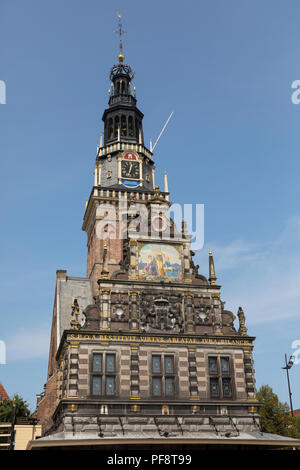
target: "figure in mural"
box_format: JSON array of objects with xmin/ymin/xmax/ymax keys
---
[
  {"xmin": 145, "ymin": 256, "xmax": 158, "ymax": 276},
  {"xmin": 155, "ymin": 248, "xmax": 165, "ymax": 277},
  {"xmin": 164, "ymin": 256, "xmax": 179, "ymax": 277}
]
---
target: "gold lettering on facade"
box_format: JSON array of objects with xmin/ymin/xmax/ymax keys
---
[{"xmin": 67, "ymin": 333, "xmax": 252, "ymax": 346}]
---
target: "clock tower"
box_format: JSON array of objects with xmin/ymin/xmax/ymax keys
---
[
  {"xmin": 99, "ymin": 54, "xmax": 154, "ymax": 191},
  {"xmin": 84, "ymin": 46, "xmax": 161, "ymax": 295}
]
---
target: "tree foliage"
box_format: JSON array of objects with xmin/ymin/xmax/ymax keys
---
[
  {"xmin": 256, "ymin": 385, "xmax": 300, "ymax": 439},
  {"xmin": 0, "ymin": 394, "xmax": 30, "ymax": 423}
]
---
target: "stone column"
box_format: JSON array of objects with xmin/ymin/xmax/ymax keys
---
[
  {"xmin": 129, "ymin": 290, "xmax": 139, "ymax": 331},
  {"xmin": 212, "ymin": 293, "xmax": 222, "ymax": 335},
  {"xmin": 184, "ymin": 293, "xmax": 195, "ymax": 333},
  {"xmin": 100, "ymin": 288, "xmax": 111, "ymax": 331}
]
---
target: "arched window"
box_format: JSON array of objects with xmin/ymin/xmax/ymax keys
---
[
  {"xmin": 128, "ymin": 116, "xmax": 134, "ymax": 137},
  {"xmin": 121, "ymin": 115, "xmax": 127, "ymax": 136},
  {"xmin": 108, "ymin": 118, "xmax": 113, "ymax": 140},
  {"xmin": 114, "ymin": 116, "xmax": 119, "ymax": 138}
]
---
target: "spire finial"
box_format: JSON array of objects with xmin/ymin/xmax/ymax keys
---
[
  {"xmin": 164, "ymin": 171, "xmax": 169, "ymax": 201},
  {"xmin": 209, "ymin": 250, "xmax": 217, "ymax": 285},
  {"xmin": 114, "ymin": 12, "xmax": 126, "ymax": 63}
]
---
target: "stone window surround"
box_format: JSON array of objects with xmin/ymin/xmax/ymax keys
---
[
  {"xmin": 89, "ymin": 349, "xmax": 119, "ymax": 398},
  {"xmin": 149, "ymin": 351, "xmax": 178, "ymax": 398},
  {"xmin": 206, "ymin": 353, "xmax": 235, "ymax": 400}
]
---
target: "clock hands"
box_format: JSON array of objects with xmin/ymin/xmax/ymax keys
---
[{"xmin": 121, "ymin": 160, "xmax": 140, "ymax": 179}]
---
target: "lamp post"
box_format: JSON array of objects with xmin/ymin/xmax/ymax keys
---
[{"xmin": 282, "ymin": 354, "xmax": 295, "ymax": 417}]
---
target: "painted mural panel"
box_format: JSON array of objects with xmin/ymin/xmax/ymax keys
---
[{"xmin": 138, "ymin": 243, "xmax": 182, "ymax": 281}]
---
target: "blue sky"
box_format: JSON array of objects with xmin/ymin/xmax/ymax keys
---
[{"xmin": 0, "ymin": 0, "xmax": 300, "ymax": 411}]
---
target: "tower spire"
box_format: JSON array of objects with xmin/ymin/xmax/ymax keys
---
[
  {"xmin": 102, "ymin": 15, "xmax": 143, "ymax": 148},
  {"xmin": 209, "ymin": 249, "xmax": 217, "ymax": 285},
  {"xmin": 115, "ymin": 12, "xmax": 126, "ymax": 63}
]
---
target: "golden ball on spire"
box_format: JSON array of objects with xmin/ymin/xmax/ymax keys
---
[{"xmin": 118, "ymin": 53, "xmax": 125, "ymax": 63}]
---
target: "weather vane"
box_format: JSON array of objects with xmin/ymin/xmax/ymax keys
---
[{"xmin": 114, "ymin": 12, "xmax": 127, "ymax": 62}]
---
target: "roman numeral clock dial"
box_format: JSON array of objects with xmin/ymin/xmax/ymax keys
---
[
  {"xmin": 120, "ymin": 152, "xmax": 141, "ymax": 188},
  {"xmin": 121, "ymin": 161, "xmax": 140, "ymax": 178}
]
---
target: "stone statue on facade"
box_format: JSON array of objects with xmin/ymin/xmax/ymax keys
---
[{"xmin": 237, "ymin": 306, "xmax": 248, "ymax": 336}]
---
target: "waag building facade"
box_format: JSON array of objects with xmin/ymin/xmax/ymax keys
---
[{"xmin": 30, "ymin": 31, "xmax": 300, "ymax": 451}]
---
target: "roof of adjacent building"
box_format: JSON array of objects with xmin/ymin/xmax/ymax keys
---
[{"xmin": 0, "ymin": 383, "xmax": 9, "ymax": 401}]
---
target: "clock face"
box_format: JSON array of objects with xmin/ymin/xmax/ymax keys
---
[{"xmin": 121, "ymin": 160, "xmax": 140, "ymax": 179}]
